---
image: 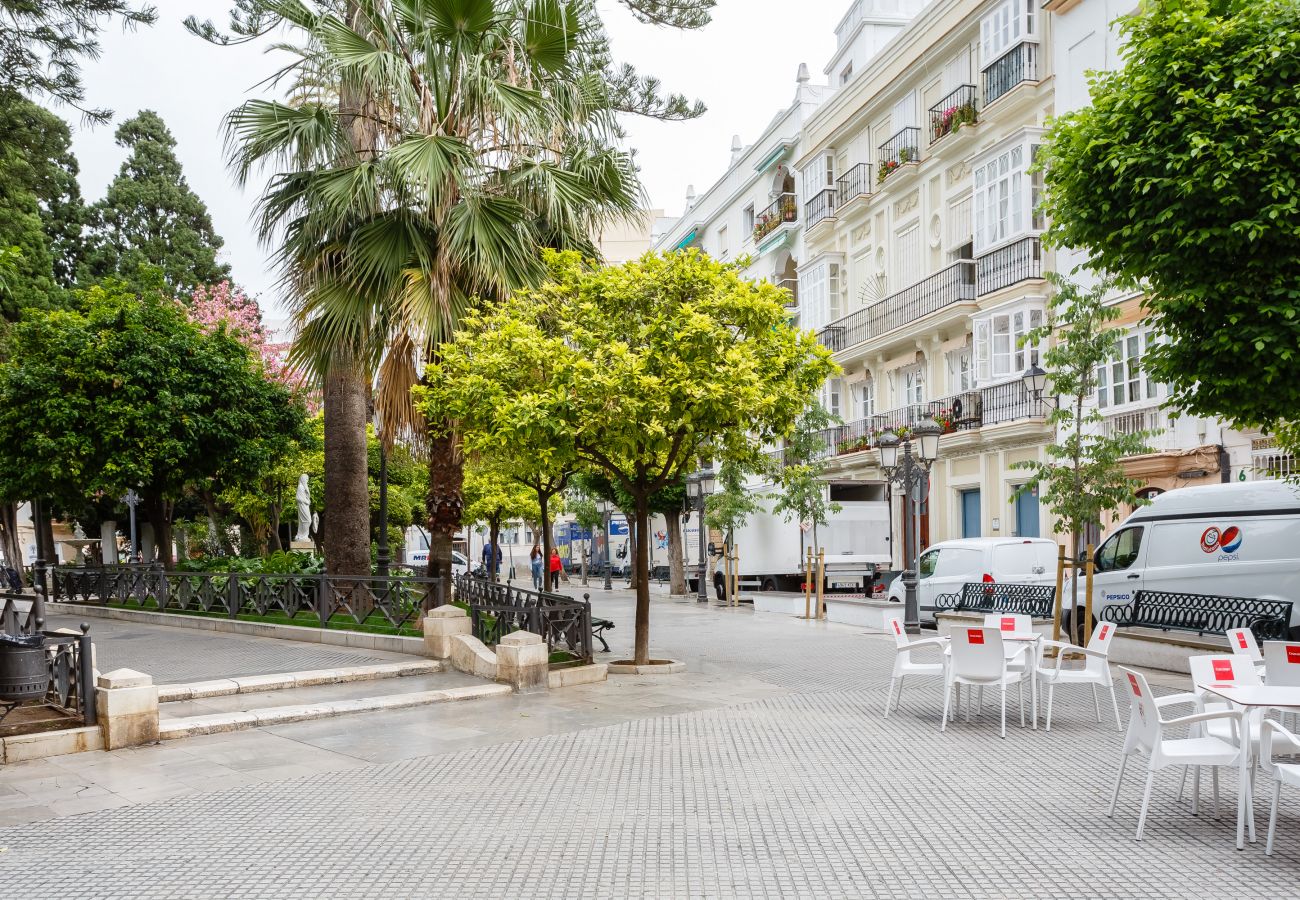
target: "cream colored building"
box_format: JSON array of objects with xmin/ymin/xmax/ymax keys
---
[{"xmin": 596, "ymin": 209, "xmax": 664, "ymax": 265}]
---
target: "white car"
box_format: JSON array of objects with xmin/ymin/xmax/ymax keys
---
[
  {"xmin": 887, "ymin": 537, "xmax": 1059, "ymax": 623},
  {"xmin": 1079, "ymin": 481, "xmax": 1300, "ymax": 638},
  {"xmin": 404, "ymin": 548, "xmax": 469, "ymax": 577}
]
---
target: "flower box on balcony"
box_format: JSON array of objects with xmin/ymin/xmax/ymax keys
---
[
  {"xmin": 877, "ymin": 147, "xmax": 917, "ymax": 184},
  {"xmin": 752, "ymin": 193, "xmax": 798, "ymax": 243}
]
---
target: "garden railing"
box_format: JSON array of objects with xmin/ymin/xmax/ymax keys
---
[{"xmin": 454, "ymin": 574, "xmax": 593, "ymax": 665}]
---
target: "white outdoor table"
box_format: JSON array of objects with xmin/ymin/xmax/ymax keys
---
[
  {"xmin": 1199, "ymin": 683, "xmax": 1300, "ymax": 849},
  {"xmin": 943, "ymin": 631, "xmax": 1040, "ymax": 730}
]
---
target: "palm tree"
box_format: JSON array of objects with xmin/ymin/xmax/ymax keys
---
[{"xmin": 223, "ymin": 0, "xmax": 640, "ymax": 579}]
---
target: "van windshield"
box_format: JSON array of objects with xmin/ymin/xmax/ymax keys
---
[{"xmin": 992, "ymin": 542, "xmax": 1054, "ymax": 575}]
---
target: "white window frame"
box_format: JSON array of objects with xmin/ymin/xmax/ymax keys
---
[
  {"xmin": 894, "ymin": 223, "xmax": 923, "ymax": 290},
  {"xmin": 1096, "ymin": 327, "xmax": 1162, "ymax": 411},
  {"xmin": 897, "ymin": 363, "xmax": 925, "ymax": 407},
  {"xmin": 825, "ymin": 377, "xmax": 843, "ymax": 420},
  {"xmin": 974, "ymin": 300, "xmax": 1045, "ymax": 384},
  {"xmin": 854, "ymin": 377, "xmax": 876, "ymax": 420},
  {"xmin": 973, "ymin": 132, "xmax": 1044, "ymax": 255},
  {"xmin": 742, "ymin": 204, "xmax": 755, "ymax": 238},
  {"xmin": 946, "ymin": 348, "xmax": 974, "ymax": 393},
  {"xmin": 828, "ymin": 262, "xmax": 846, "ymax": 322},
  {"xmin": 980, "ymin": 0, "xmax": 1036, "ymax": 67},
  {"xmin": 717, "ymin": 225, "xmax": 729, "ymax": 260},
  {"xmin": 801, "ymin": 154, "xmax": 835, "ymax": 197}
]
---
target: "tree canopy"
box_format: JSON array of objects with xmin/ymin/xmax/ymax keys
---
[
  {"xmin": 1038, "ymin": 0, "xmax": 1300, "ymax": 432},
  {"xmin": 82, "ymin": 110, "xmax": 230, "ymax": 294},
  {"xmin": 423, "ymin": 249, "xmax": 834, "ymax": 663}
]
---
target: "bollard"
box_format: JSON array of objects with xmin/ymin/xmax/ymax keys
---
[
  {"xmin": 803, "ymin": 546, "xmax": 814, "ymax": 619},
  {"xmin": 816, "ymin": 548, "xmax": 826, "ymax": 619}
]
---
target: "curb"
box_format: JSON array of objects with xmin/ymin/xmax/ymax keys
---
[{"xmin": 157, "ymin": 660, "xmax": 443, "ymax": 702}]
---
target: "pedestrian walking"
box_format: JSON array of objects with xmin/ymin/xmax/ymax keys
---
[
  {"xmin": 548, "ymin": 548, "xmax": 562, "ymax": 590},
  {"xmin": 482, "ymin": 541, "xmax": 502, "ymax": 578},
  {"xmin": 529, "ymin": 543, "xmax": 543, "ymax": 590}
]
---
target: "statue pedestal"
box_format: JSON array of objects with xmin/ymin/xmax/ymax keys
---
[{"xmin": 290, "ymin": 540, "xmax": 315, "ymax": 551}]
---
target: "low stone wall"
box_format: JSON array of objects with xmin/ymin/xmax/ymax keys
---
[
  {"xmin": 824, "ymin": 598, "xmax": 899, "ymax": 631},
  {"xmin": 752, "ymin": 593, "xmax": 815, "ymax": 618},
  {"xmin": 1108, "ymin": 628, "xmax": 1229, "ymax": 675}
]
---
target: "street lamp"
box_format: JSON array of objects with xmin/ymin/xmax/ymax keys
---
[
  {"xmin": 595, "ymin": 497, "xmax": 613, "ymax": 591},
  {"xmin": 686, "ymin": 464, "xmax": 716, "ymax": 603},
  {"xmin": 878, "ymin": 418, "xmax": 942, "ymax": 633},
  {"xmin": 1021, "ymin": 363, "xmax": 1049, "ymax": 403},
  {"xmin": 121, "ymin": 489, "xmax": 141, "ymax": 563}
]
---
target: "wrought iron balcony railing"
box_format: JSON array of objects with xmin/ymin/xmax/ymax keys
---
[
  {"xmin": 817, "ymin": 260, "xmax": 976, "ymax": 353},
  {"xmin": 835, "ymin": 163, "xmax": 872, "ymax": 208},
  {"xmin": 752, "ymin": 192, "xmax": 798, "ymax": 243},
  {"xmin": 775, "ymin": 276, "xmax": 798, "ymax": 306},
  {"xmin": 804, "ymin": 187, "xmax": 837, "ymax": 229},
  {"xmin": 928, "ymin": 85, "xmax": 978, "ymax": 144},
  {"xmin": 977, "ymin": 236, "xmax": 1043, "ymax": 295},
  {"xmin": 877, "ymin": 127, "xmax": 920, "ymax": 184},
  {"xmin": 983, "ymin": 42, "xmax": 1038, "ymax": 106},
  {"xmin": 980, "ymin": 378, "xmax": 1046, "ymax": 425}
]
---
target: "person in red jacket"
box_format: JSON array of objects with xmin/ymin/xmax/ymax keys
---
[{"xmin": 548, "ymin": 549, "xmax": 562, "ymax": 590}]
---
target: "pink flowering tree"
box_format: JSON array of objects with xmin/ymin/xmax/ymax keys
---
[{"xmin": 188, "ymin": 281, "xmax": 300, "ymax": 393}]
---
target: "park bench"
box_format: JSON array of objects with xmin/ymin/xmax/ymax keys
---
[
  {"xmin": 1100, "ymin": 589, "xmax": 1293, "ymax": 641},
  {"xmin": 592, "ymin": 617, "xmax": 615, "ymax": 653},
  {"xmin": 933, "ymin": 582, "xmax": 1057, "ymax": 619}
]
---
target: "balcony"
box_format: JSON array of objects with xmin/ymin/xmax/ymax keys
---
[
  {"xmin": 976, "ymin": 236, "xmax": 1043, "ymax": 296},
  {"xmin": 980, "ymin": 379, "xmax": 1046, "ymax": 426},
  {"xmin": 804, "ymin": 188, "xmax": 837, "ymax": 230},
  {"xmin": 775, "ymin": 276, "xmax": 799, "ymax": 306},
  {"xmin": 877, "ymin": 127, "xmax": 920, "ymax": 185},
  {"xmin": 817, "ymin": 260, "xmax": 976, "ymax": 354},
  {"xmin": 983, "ymin": 42, "xmax": 1038, "ymax": 106},
  {"xmin": 835, "ymin": 163, "xmax": 872, "ymax": 209},
  {"xmin": 1103, "ymin": 407, "xmax": 1175, "ymax": 452},
  {"xmin": 928, "ymin": 85, "xmax": 978, "ymax": 145},
  {"xmin": 752, "ymin": 192, "xmax": 797, "ymax": 243}
]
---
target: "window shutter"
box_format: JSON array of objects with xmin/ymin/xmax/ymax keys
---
[{"xmin": 975, "ymin": 319, "xmax": 991, "ymax": 384}]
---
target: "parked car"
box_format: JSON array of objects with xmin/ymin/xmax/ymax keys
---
[
  {"xmin": 886, "ymin": 537, "xmax": 1059, "ymax": 624},
  {"xmin": 1074, "ymin": 481, "xmax": 1300, "ymax": 638}
]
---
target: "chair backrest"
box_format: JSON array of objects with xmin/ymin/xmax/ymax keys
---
[
  {"xmin": 885, "ymin": 615, "xmax": 909, "ymax": 648},
  {"xmin": 1263, "ymin": 641, "xmax": 1300, "ymax": 687},
  {"xmin": 1088, "ymin": 620, "xmax": 1118, "ymax": 656},
  {"xmin": 1119, "ymin": 666, "xmax": 1161, "ymax": 751},
  {"xmin": 950, "ymin": 627, "xmax": 1005, "ymax": 680},
  {"xmin": 1226, "ymin": 627, "xmax": 1263, "ymax": 662},
  {"xmin": 983, "ymin": 613, "xmax": 1030, "ymax": 634},
  {"xmin": 1188, "ymin": 654, "xmax": 1262, "ymax": 695}
]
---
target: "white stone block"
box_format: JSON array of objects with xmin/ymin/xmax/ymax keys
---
[{"xmin": 449, "ymin": 634, "xmax": 497, "ymax": 679}]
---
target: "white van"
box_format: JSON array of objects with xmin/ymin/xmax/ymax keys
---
[
  {"xmin": 887, "ymin": 537, "xmax": 1059, "ymax": 623},
  {"xmin": 1080, "ymin": 481, "xmax": 1300, "ymax": 638}
]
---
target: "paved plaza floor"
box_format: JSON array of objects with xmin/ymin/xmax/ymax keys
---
[{"xmin": 1, "ymin": 588, "xmax": 1298, "ymax": 897}]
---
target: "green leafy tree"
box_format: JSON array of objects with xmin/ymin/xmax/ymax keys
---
[
  {"xmin": 1037, "ymin": 0, "xmax": 1300, "ymax": 447},
  {"xmin": 0, "ymin": 1, "xmax": 156, "ymax": 124},
  {"xmin": 567, "ymin": 491, "xmax": 603, "ymax": 586},
  {"xmin": 82, "ymin": 110, "xmax": 230, "ymax": 294},
  {"xmin": 424, "ymin": 250, "xmax": 834, "ymax": 665},
  {"xmin": 463, "ymin": 457, "xmax": 540, "ymax": 583},
  {"xmin": 576, "ymin": 469, "xmax": 688, "ymax": 592},
  {"xmin": 1010, "ymin": 275, "xmax": 1154, "ymax": 642},
  {"xmin": 0, "ymin": 278, "xmax": 306, "ymax": 567},
  {"xmin": 769, "ymin": 403, "xmax": 841, "ymax": 558}
]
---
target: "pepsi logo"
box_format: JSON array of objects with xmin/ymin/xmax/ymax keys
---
[{"xmin": 1200, "ymin": 525, "xmax": 1242, "ymax": 554}]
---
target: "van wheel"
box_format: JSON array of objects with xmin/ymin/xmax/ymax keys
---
[
  {"xmin": 761, "ymin": 577, "xmax": 778, "ymax": 592},
  {"xmin": 1062, "ymin": 611, "xmax": 1098, "ymax": 645}
]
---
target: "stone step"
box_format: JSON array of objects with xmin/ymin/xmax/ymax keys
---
[
  {"xmin": 158, "ymin": 678, "xmax": 512, "ymax": 739},
  {"xmin": 157, "ymin": 660, "xmax": 443, "ymax": 703}
]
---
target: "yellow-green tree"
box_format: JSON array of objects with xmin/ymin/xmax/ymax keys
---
[
  {"xmin": 423, "ymin": 250, "xmax": 833, "ymax": 664},
  {"xmin": 461, "ymin": 457, "xmax": 539, "ymax": 584}
]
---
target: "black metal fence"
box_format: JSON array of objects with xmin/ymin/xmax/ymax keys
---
[
  {"xmin": 53, "ymin": 565, "xmax": 445, "ymax": 632},
  {"xmin": 934, "ymin": 582, "xmax": 1057, "ymax": 619},
  {"xmin": 753, "ymin": 192, "xmax": 798, "ymax": 242},
  {"xmin": 836, "ymin": 163, "xmax": 872, "ymax": 208},
  {"xmin": 817, "ymin": 260, "xmax": 976, "ymax": 352},
  {"xmin": 929, "ymin": 84, "xmax": 977, "ymax": 144},
  {"xmin": 981, "ymin": 379, "xmax": 1047, "ymax": 425},
  {"xmin": 454, "ymin": 575, "xmax": 593, "ymax": 664},
  {"xmin": 977, "ymin": 236, "xmax": 1043, "ymax": 296},
  {"xmin": 877, "ymin": 126, "xmax": 920, "ymax": 183},
  {"xmin": 1, "ymin": 587, "xmax": 96, "ymax": 726},
  {"xmin": 804, "ymin": 187, "xmax": 837, "ymax": 229},
  {"xmin": 1102, "ymin": 590, "xmax": 1293, "ymax": 641},
  {"xmin": 983, "ymin": 42, "xmax": 1037, "ymax": 105}
]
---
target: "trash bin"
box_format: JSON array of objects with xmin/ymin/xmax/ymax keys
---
[{"xmin": 0, "ymin": 632, "xmax": 49, "ymax": 703}]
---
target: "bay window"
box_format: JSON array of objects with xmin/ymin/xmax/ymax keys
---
[
  {"xmin": 974, "ymin": 301, "xmax": 1044, "ymax": 384},
  {"xmin": 799, "ymin": 255, "xmax": 846, "ymax": 331},
  {"xmin": 980, "ymin": 0, "xmax": 1037, "ymax": 67},
  {"xmin": 973, "ymin": 131, "xmax": 1044, "ymax": 255},
  {"xmin": 1097, "ymin": 329, "xmax": 1161, "ymax": 410}
]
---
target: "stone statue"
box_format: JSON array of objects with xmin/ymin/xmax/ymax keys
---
[{"xmin": 295, "ymin": 474, "xmax": 312, "ymax": 542}]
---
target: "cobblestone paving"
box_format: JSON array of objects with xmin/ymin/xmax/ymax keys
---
[
  {"xmin": 45, "ymin": 614, "xmax": 415, "ymax": 683},
  {"xmin": 2, "ymin": 591, "xmax": 1297, "ymax": 898}
]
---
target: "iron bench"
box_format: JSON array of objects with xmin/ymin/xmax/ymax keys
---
[
  {"xmin": 592, "ymin": 617, "xmax": 615, "ymax": 653},
  {"xmin": 933, "ymin": 582, "xmax": 1057, "ymax": 619},
  {"xmin": 1100, "ymin": 590, "xmax": 1293, "ymax": 641}
]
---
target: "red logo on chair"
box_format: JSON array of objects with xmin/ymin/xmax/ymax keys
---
[
  {"xmin": 967, "ymin": 629, "xmax": 985, "ymax": 645},
  {"xmin": 1287, "ymin": 645, "xmax": 1300, "ymax": 664},
  {"xmin": 1212, "ymin": 659, "xmax": 1235, "ymax": 681},
  {"xmin": 1000, "ymin": 616, "xmax": 1015, "ymax": 632},
  {"xmin": 1236, "ymin": 632, "xmax": 1250, "ymax": 649},
  {"xmin": 1099, "ymin": 624, "xmax": 1110, "ymax": 641},
  {"xmin": 893, "ymin": 619, "xmax": 902, "ymax": 635},
  {"xmin": 1128, "ymin": 673, "xmax": 1141, "ymax": 696}
]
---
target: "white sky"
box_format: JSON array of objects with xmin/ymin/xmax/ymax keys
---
[{"xmin": 62, "ymin": 0, "xmax": 842, "ymax": 320}]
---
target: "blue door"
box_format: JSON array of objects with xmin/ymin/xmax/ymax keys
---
[
  {"xmin": 1014, "ymin": 485, "xmax": 1041, "ymax": 538},
  {"xmin": 960, "ymin": 489, "xmax": 981, "ymax": 538}
]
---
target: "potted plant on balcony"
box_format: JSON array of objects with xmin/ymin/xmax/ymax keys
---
[
  {"xmin": 932, "ymin": 408, "xmax": 956, "ymax": 433},
  {"xmin": 932, "ymin": 103, "xmax": 977, "ymax": 143}
]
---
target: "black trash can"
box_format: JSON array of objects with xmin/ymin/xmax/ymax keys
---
[{"xmin": 0, "ymin": 632, "xmax": 49, "ymax": 703}]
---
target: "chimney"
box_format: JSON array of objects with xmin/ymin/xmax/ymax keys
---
[
  {"xmin": 685, "ymin": 184, "xmax": 697, "ymax": 209},
  {"xmin": 797, "ymin": 63, "xmax": 810, "ymax": 84},
  {"xmin": 730, "ymin": 135, "xmax": 743, "ymax": 165}
]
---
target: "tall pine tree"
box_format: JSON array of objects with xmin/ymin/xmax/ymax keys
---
[{"xmin": 83, "ymin": 110, "xmax": 230, "ymax": 294}]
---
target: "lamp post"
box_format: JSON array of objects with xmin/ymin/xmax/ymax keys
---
[
  {"xmin": 121, "ymin": 489, "xmax": 141, "ymax": 563},
  {"xmin": 595, "ymin": 498, "xmax": 613, "ymax": 591},
  {"xmin": 686, "ymin": 465, "xmax": 716, "ymax": 603},
  {"xmin": 878, "ymin": 418, "xmax": 942, "ymax": 634}
]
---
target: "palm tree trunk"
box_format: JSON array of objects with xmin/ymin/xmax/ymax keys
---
[
  {"xmin": 424, "ymin": 425, "xmax": 463, "ymax": 596},
  {"xmin": 323, "ymin": 354, "xmax": 371, "ymax": 576},
  {"xmin": 665, "ymin": 512, "xmax": 686, "ymax": 595}
]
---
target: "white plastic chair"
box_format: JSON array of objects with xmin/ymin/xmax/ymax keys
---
[
  {"xmin": 882, "ymin": 614, "xmax": 946, "ymax": 718},
  {"xmin": 1180, "ymin": 654, "xmax": 1264, "ymax": 807},
  {"xmin": 983, "ymin": 613, "xmax": 1032, "ymax": 635},
  {"xmin": 1036, "ymin": 619, "xmax": 1121, "ymax": 732},
  {"xmin": 1263, "ymin": 641, "xmax": 1300, "ymax": 687},
  {"xmin": 1109, "ymin": 667, "xmax": 1252, "ymax": 841},
  {"xmin": 1261, "ymin": 719, "xmax": 1300, "ymax": 855},
  {"xmin": 942, "ymin": 627, "xmax": 1029, "ymax": 738},
  {"xmin": 1226, "ymin": 627, "xmax": 1266, "ymax": 675}
]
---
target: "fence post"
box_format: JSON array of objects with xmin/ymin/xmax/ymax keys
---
[
  {"xmin": 316, "ymin": 575, "xmax": 329, "ymax": 628},
  {"xmin": 582, "ymin": 594, "xmax": 593, "ymax": 663},
  {"xmin": 32, "ymin": 557, "xmax": 47, "ymax": 626},
  {"xmin": 227, "ymin": 573, "xmax": 240, "ymax": 618},
  {"xmin": 152, "ymin": 561, "xmax": 168, "ymax": 610},
  {"xmin": 78, "ymin": 623, "xmax": 97, "ymax": 727}
]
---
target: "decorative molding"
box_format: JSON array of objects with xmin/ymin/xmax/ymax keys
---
[
  {"xmin": 852, "ymin": 224, "xmax": 870, "ymax": 242},
  {"xmin": 945, "ymin": 161, "xmax": 971, "ymax": 186},
  {"xmin": 929, "ymin": 213, "xmax": 942, "ymax": 248},
  {"xmin": 894, "ymin": 191, "xmax": 919, "ymax": 216}
]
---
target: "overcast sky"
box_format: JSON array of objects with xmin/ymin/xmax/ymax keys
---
[{"xmin": 62, "ymin": 0, "xmax": 841, "ymax": 320}]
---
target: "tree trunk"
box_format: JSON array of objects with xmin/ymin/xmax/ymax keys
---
[
  {"xmin": 633, "ymin": 493, "xmax": 651, "ymax": 665},
  {"xmin": 268, "ymin": 499, "xmax": 282, "ymax": 554},
  {"xmin": 147, "ymin": 493, "xmax": 175, "ymax": 569},
  {"xmin": 539, "ymin": 492, "xmax": 552, "ymax": 591},
  {"xmin": 488, "ymin": 518, "xmax": 500, "ymax": 583},
  {"xmin": 323, "ymin": 354, "xmax": 371, "ymax": 577},
  {"xmin": 424, "ymin": 425, "xmax": 463, "ymax": 597},
  {"xmin": 203, "ymin": 492, "xmax": 236, "ymax": 558},
  {"xmin": 0, "ymin": 502, "xmax": 23, "ymax": 583},
  {"xmin": 37, "ymin": 505, "xmax": 55, "ymax": 566},
  {"xmin": 665, "ymin": 512, "xmax": 686, "ymax": 595}
]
